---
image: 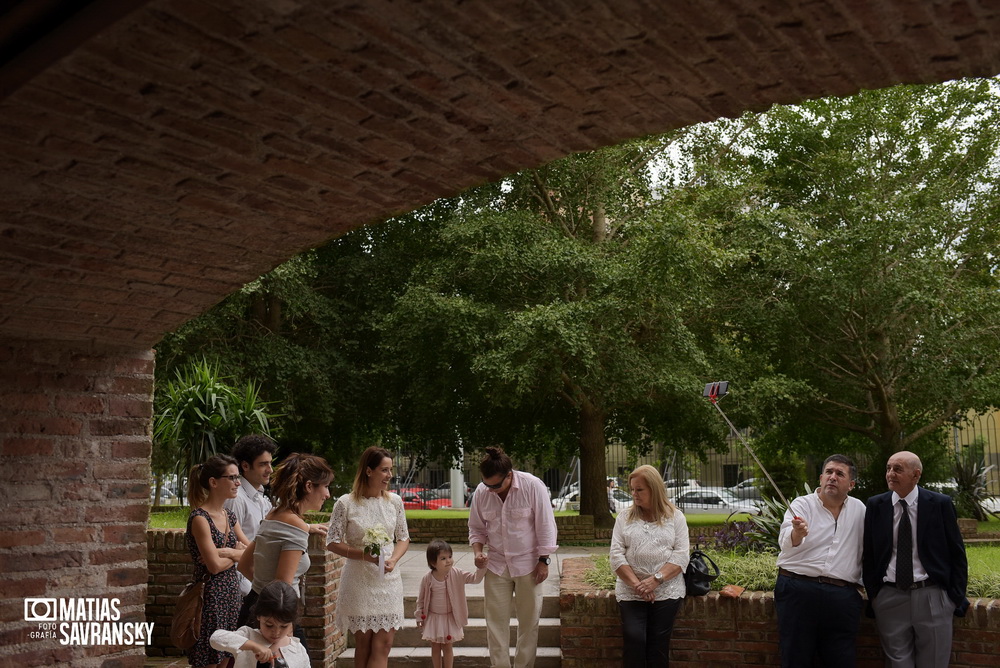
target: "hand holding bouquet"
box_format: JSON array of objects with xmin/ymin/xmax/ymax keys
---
[{"xmin": 363, "ymin": 525, "xmax": 391, "ymax": 575}]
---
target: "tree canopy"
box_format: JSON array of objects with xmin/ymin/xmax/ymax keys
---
[
  {"xmin": 679, "ymin": 79, "xmax": 1000, "ymax": 488},
  {"xmin": 154, "ymin": 77, "xmax": 1000, "ymax": 508}
]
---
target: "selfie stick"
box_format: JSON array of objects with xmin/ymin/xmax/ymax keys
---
[{"xmin": 703, "ymin": 382, "xmax": 791, "ymax": 509}]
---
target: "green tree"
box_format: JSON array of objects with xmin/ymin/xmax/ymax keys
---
[
  {"xmin": 682, "ymin": 79, "xmax": 1000, "ymax": 487},
  {"xmin": 155, "ymin": 254, "xmax": 384, "ymax": 475},
  {"xmin": 362, "ymin": 140, "xmax": 725, "ymax": 526},
  {"xmin": 153, "ymin": 358, "xmax": 276, "ymax": 499}
]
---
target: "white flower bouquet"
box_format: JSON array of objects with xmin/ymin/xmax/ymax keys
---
[{"xmin": 363, "ymin": 524, "xmax": 391, "ymax": 575}]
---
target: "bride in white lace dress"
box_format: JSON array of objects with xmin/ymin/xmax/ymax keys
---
[{"xmin": 327, "ymin": 446, "xmax": 410, "ymax": 668}]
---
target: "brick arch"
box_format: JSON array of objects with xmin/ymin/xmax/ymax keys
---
[{"xmin": 1, "ymin": 1, "xmax": 998, "ymax": 665}]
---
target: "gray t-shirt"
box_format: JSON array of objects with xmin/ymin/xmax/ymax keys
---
[{"xmin": 251, "ymin": 519, "xmax": 310, "ymax": 593}]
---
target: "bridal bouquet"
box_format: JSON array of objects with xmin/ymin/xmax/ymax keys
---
[{"xmin": 363, "ymin": 525, "xmax": 391, "ymax": 575}]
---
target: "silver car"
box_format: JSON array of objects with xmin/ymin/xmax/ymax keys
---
[{"xmin": 670, "ymin": 487, "xmax": 760, "ymax": 515}]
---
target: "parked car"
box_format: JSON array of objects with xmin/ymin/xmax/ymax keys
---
[
  {"xmin": 552, "ymin": 489, "xmax": 622, "ymax": 514},
  {"xmin": 552, "ymin": 490, "xmax": 582, "ymax": 511},
  {"xmin": 556, "ymin": 477, "xmax": 618, "ymax": 499},
  {"xmin": 398, "ymin": 487, "xmax": 453, "ymax": 510},
  {"xmin": 610, "ymin": 487, "xmax": 634, "ymax": 514},
  {"xmin": 729, "ymin": 478, "xmax": 763, "ymax": 501},
  {"xmin": 430, "ymin": 481, "xmax": 472, "ymax": 505},
  {"xmin": 150, "ymin": 487, "xmax": 179, "ymax": 505},
  {"xmin": 664, "ymin": 478, "xmax": 701, "ymax": 491},
  {"xmin": 670, "ymin": 487, "xmax": 760, "ymax": 516}
]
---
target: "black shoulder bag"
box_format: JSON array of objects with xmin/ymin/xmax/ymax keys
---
[{"xmin": 684, "ymin": 548, "xmax": 720, "ymax": 596}]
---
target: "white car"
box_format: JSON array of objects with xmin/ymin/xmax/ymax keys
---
[
  {"xmin": 552, "ymin": 488, "xmax": 623, "ymax": 514},
  {"xmin": 670, "ymin": 487, "xmax": 760, "ymax": 516},
  {"xmin": 552, "ymin": 490, "xmax": 582, "ymax": 511},
  {"xmin": 729, "ymin": 478, "xmax": 763, "ymax": 501},
  {"xmin": 150, "ymin": 487, "xmax": 179, "ymax": 505},
  {"xmin": 610, "ymin": 487, "xmax": 634, "ymax": 513}
]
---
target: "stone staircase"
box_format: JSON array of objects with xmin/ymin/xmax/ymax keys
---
[{"xmin": 335, "ymin": 593, "xmax": 562, "ymax": 667}]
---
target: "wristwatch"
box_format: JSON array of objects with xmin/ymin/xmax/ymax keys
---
[
  {"xmin": 538, "ymin": 556, "xmax": 551, "ymax": 565},
  {"xmin": 653, "ymin": 571, "xmax": 663, "ymax": 582}
]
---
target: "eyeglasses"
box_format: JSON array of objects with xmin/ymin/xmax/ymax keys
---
[
  {"xmin": 483, "ymin": 472, "xmax": 510, "ymax": 490},
  {"xmin": 216, "ymin": 475, "xmax": 241, "ymax": 482}
]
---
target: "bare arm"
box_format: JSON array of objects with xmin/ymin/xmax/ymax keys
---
[
  {"xmin": 237, "ymin": 540, "xmax": 255, "ymax": 581},
  {"xmin": 190, "ymin": 515, "xmax": 238, "ymax": 574}
]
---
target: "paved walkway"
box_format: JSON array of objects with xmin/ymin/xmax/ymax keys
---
[{"xmin": 396, "ymin": 541, "xmax": 607, "ymax": 597}]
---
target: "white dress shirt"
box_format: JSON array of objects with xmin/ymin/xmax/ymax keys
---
[
  {"xmin": 885, "ymin": 486, "xmax": 928, "ymax": 584},
  {"xmin": 225, "ymin": 475, "xmax": 273, "ymax": 595},
  {"xmin": 777, "ymin": 490, "xmax": 866, "ymax": 583}
]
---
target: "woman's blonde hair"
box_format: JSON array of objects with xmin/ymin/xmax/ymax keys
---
[
  {"xmin": 351, "ymin": 446, "xmax": 393, "ymax": 501},
  {"xmin": 270, "ymin": 453, "xmax": 333, "ymax": 516},
  {"xmin": 626, "ymin": 464, "xmax": 675, "ymax": 524}
]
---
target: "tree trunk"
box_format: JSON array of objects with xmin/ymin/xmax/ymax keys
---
[{"xmin": 578, "ymin": 399, "xmax": 613, "ymax": 529}]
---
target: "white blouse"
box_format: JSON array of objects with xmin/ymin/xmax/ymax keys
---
[{"xmin": 610, "ymin": 508, "xmax": 690, "ymax": 601}]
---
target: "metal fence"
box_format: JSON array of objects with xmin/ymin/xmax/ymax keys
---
[{"xmin": 398, "ymin": 410, "xmax": 1000, "ymax": 503}]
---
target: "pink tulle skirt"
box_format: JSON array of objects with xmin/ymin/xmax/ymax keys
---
[{"xmin": 421, "ymin": 611, "xmax": 463, "ymax": 643}]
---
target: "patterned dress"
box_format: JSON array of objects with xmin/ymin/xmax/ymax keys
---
[
  {"xmin": 185, "ymin": 508, "xmax": 241, "ymax": 667},
  {"xmin": 327, "ymin": 493, "xmax": 410, "ymax": 634}
]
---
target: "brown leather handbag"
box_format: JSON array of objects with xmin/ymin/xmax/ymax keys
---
[{"xmin": 169, "ymin": 578, "xmax": 206, "ymax": 649}]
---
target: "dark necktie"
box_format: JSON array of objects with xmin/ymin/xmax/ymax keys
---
[{"xmin": 896, "ymin": 499, "xmax": 913, "ymax": 589}]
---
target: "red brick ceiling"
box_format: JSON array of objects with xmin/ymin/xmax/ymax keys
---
[{"xmin": 1, "ymin": 0, "xmax": 999, "ymax": 348}]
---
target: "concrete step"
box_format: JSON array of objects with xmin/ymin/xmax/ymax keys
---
[
  {"xmin": 335, "ymin": 645, "xmax": 562, "ymax": 668},
  {"xmin": 403, "ymin": 595, "xmax": 560, "ymax": 619},
  {"xmin": 348, "ymin": 616, "xmax": 561, "ymax": 647}
]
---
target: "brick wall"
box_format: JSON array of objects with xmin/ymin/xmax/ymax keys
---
[
  {"xmin": 5, "ymin": 1, "xmax": 1000, "ymax": 351},
  {"xmin": 146, "ymin": 529, "xmax": 345, "ymax": 666},
  {"xmin": 0, "ymin": 339, "xmax": 154, "ymax": 668},
  {"xmin": 560, "ymin": 557, "xmax": 1000, "ymax": 667}
]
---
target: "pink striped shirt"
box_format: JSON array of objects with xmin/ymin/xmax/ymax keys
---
[{"xmin": 468, "ymin": 471, "xmax": 558, "ymax": 577}]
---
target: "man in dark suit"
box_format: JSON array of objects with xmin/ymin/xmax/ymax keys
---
[{"xmin": 862, "ymin": 451, "xmax": 969, "ymax": 668}]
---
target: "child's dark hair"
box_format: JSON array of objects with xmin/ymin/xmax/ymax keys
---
[
  {"xmin": 251, "ymin": 580, "xmax": 299, "ymax": 624},
  {"xmin": 426, "ymin": 538, "xmax": 453, "ymax": 569}
]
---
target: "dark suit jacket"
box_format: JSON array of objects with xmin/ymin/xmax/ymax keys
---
[{"xmin": 862, "ymin": 486, "xmax": 969, "ymax": 618}]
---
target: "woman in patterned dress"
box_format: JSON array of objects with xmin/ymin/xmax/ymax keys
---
[
  {"xmin": 327, "ymin": 446, "xmax": 410, "ymax": 668},
  {"xmin": 609, "ymin": 464, "xmax": 690, "ymax": 668},
  {"xmin": 185, "ymin": 454, "xmax": 251, "ymax": 668}
]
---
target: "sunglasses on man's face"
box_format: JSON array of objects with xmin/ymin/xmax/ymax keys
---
[{"xmin": 483, "ymin": 472, "xmax": 510, "ymax": 490}]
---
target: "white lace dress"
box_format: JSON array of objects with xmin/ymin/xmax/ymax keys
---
[{"xmin": 327, "ymin": 492, "xmax": 410, "ymax": 633}]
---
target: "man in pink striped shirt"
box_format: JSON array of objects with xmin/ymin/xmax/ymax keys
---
[{"xmin": 469, "ymin": 447, "xmax": 558, "ymax": 668}]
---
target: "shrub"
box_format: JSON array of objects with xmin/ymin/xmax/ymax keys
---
[
  {"xmin": 711, "ymin": 520, "xmax": 768, "ymax": 553},
  {"xmin": 582, "ymin": 549, "xmax": 778, "ymax": 592},
  {"xmin": 584, "ymin": 555, "xmax": 616, "ymax": 590}
]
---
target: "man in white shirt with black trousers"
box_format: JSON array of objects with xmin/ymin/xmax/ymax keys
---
[
  {"xmin": 775, "ymin": 454, "xmax": 866, "ymax": 668},
  {"xmin": 469, "ymin": 446, "xmax": 558, "ymax": 668}
]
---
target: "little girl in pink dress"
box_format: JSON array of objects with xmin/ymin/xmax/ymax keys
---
[{"xmin": 414, "ymin": 539, "xmax": 487, "ymax": 668}]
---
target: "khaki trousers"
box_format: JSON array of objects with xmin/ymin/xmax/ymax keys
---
[{"xmin": 484, "ymin": 567, "xmax": 543, "ymax": 668}]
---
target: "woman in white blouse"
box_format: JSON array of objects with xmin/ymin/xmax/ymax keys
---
[{"xmin": 609, "ymin": 464, "xmax": 690, "ymax": 667}]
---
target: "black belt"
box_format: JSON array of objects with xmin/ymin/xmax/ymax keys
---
[
  {"xmin": 885, "ymin": 579, "xmax": 933, "ymax": 590},
  {"xmin": 778, "ymin": 568, "xmax": 854, "ymax": 588}
]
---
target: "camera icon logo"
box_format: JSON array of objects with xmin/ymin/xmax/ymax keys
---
[{"xmin": 24, "ymin": 598, "xmax": 57, "ymax": 622}]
